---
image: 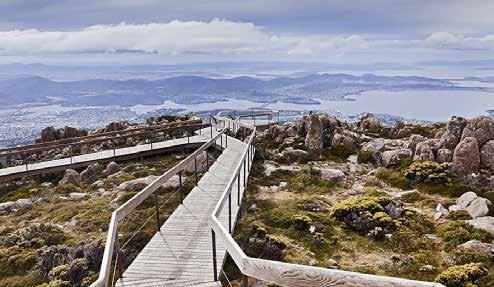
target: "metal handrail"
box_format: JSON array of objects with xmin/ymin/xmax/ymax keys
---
[
  {"xmin": 91, "ymin": 127, "xmax": 227, "ymax": 287},
  {"xmin": 209, "ymin": 117, "xmax": 445, "ymax": 287}
]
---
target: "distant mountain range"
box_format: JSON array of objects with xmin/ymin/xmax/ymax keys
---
[{"xmin": 0, "ymin": 73, "xmax": 484, "ymax": 107}]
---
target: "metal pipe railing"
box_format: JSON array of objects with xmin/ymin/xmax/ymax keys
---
[
  {"xmin": 90, "ymin": 127, "xmax": 227, "ymax": 287},
  {"xmin": 209, "ymin": 116, "xmax": 445, "ymax": 287}
]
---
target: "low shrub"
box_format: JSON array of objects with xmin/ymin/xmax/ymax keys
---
[
  {"xmin": 292, "ymin": 214, "xmax": 312, "ymax": 231},
  {"xmin": 375, "ymin": 168, "xmax": 412, "ymax": 190},
  {"xmin": 438, "ymin": 221, "xmax": 493, "ymax": 251},
  {"xmin": 357, "ymin": 150, "xmax": 374, "ymax": 164},
  {"xmin": 447, "ymin": 210, "xmax": 472, "ymax": 221},
  {"xmin": 330, "ymin": 196, "xmax": 403, "ymax": 239},
  {"xmin": 435, "ymin": 263, "xmax": 488, "ymax": 287},
  {"xmin": 404, "ymin": 161, "xmax": 452, "ymax": 185}
]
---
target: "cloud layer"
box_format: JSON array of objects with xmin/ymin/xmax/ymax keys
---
[
  {"xmin": 0, "ymin": 20, "xmax": 368, "ymax": 56},
  {"xmin": 0, "ymin": 20, "xmax": 493, "ymax": 63}
]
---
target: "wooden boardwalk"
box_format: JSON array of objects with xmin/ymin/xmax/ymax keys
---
[
  {"xmin": 115, "ymin": 131, "xmax": 250, "ymax": 287},
  {"xmin": 0, "ymin": 134, "xmax": 209, "ymax": 179}
]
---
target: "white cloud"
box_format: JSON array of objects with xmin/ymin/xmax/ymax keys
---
[
  {"xmin": 0, "ymin": 20, "xmax": 367, "ymax": 56},
  {"xmin": 425, "ymin": 32, "xmax": 494, "ymax": 50}
]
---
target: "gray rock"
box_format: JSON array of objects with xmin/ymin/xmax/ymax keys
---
[
  {"xmin": 434, "ymin": 203, "xmax": 449, "ymax": 220},
  {"xmin": 407, "ymin": 134, "xmax": 426, "ymax": 151},
  {"xmin": 304, "ymin": 114, "xmax": 323, "ymax": 154},
  {"xmin": 361, "ymin": 138, "xmax": 385, "ymax": 163},
  {"xmin": 80, "ymin": 163, "xmax": 101, "ymax": 182},
  {"xmin": 59, "ymin": 169, "xmax": 81, "ymax": 186},
  {"xmin": 103, "ymin": 162, "xmax": 121, "ymax": 177},
  {"xmin": 413, "ymin": 141, "xmax": 435, "ymax": 162},
  {"xmin": 453, "ymin": 137, "xmax": 480, "ymax": 176},
  {"xmin": 448, "ymin": 204, "xmax": 462, "ymax": 212},
  {"xmin": 320, "ymin": 168, "xmax": 346, "ymax": 182},
  {"xmin": 457, "ymin": 191, "xmax": 479, "ymax": 209},
  {"xmin": 15, "ymin": 198, "xmax": 33, "ymax": 209},
  {"xmin": 466, "ymin": 197, "xmax": 492, "ymax": 219},
  {"xmin": 0, "ymin": 201, "xmax": 15, "ymax": 214},
  {"xmin": 381, "ymin": 149, "xmax": 412, "ymax": 168},
  {"xmin": 117, "ymin": 174, "xmax": 183, "ymax": 191},
  {"xmin": 358, "ymin": 113, "xmax": 381, "ymax": 133},
  {"xmin": 461, "ymin": 116, "xmax": 494, "ymax": 146},
  {"xmin": 69, "ymin": 192, "xmax": 87, "ymax": 200},
  {"xmin": 467, "ymin": 216, "xmax": 494, "ymax": 236},
  {"xmin": 437, "ymin": 148, "xmax": 453, "ymax": 163},
  {"xmin": 480, "ymin": 140, "xmax": 494, "ymax": 171},
  {"xmin": 438, "ymin": 116, "xmax": 467, "ymax": 149},
  {"xmin": 457, "ymin": 240, "xmax": 494, "ymax": 258}
]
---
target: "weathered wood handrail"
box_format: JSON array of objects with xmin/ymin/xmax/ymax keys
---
[
  {"xmin": 90, "ymin": 127, "xmax": 227, "ymax": 287},
  {"xmin": 210, "ymin": 116, "xmax": 445, "ymax": 287}
]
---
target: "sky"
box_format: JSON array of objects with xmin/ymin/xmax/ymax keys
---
[{"xmin": 0, "ymin": 0, "xmax": 493, "ymax": 66}]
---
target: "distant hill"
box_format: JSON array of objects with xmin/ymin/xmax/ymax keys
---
[{"xmin": 0, "ymin": 73, "xmax": 478, "ymax": 107}]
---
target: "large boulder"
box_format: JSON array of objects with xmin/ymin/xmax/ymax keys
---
[
  {"xmin": 413, "ymin": 140, "xmax": 436, "ymax": 162},
  {"xmin": 39, "ymin": 126, "xmax": 61, "ymax": 142},
  {"xmin": 59, "ymin": 169, "xmax": 81, "ymax": 186},
  {"xmin": 332, "ymin": 130, "xmax": 358, "ymax": 151},
  {"xmin": 319, "ymin": 168, "xmax": 346, "ymax": 183},
  {"xmin": 304, "ymin": 114, "xmax": 323, "ymax": 154},
  {"xmin": 457, "ymin": 240, "xmax": 494, "ymax": 258},
  {"xmin": 360, "ymin": 138, "xmax": 385, "ymax": 163},
  {"xmin": 80, "ymin": 163, "xmax": 101, "ymax": 182},
  {"xmin": 467, "ymin": 216, "xmax": 494, "ymax": 236},
  {"xmin": 453, "ymin": 137, "xmax": 480, "ymax": 176},
  {"xmin": 103, "ymin": 162, "xmax": 121, "ymax": 177},
  {"xmin": 381, "ymin": 149, "xmax": 412, "ymax": 168},
  {"xmin": 358, "ymin": 113, "xmax": 381, "ymax": 133},
  {"xmin": 457, "ymin": 191, "xmax": 478, "ymax": 209},
  {"xmin": 407, "ymin": 134, "xmax": 426, "ymax": 151},
  {"xmin": 105, "ymin": 121, "xmax": 128, "ymax": 132},
  {"xmin": 438, "ymin": 116, "xmax": 467, "ymax": 149},
  {"xmin": 480, "ymin": 140, "xmax": 494, "ymax": 171},
  {"xmin": 465, "ymin": 198, "xmax": 492, "ymax": 219},
  {"xmin": 437, "ymin": 148, "xmax": 453, "ymax": 163},
  {"xmin": 461, "ymin": 116, "xmax": 494, "ymax": 147}
]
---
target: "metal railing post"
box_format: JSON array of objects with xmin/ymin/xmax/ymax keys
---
[
  {"xmin": 220, "ymin": 134, "xmax": 223, "ymax": 148},
  {"xmin": 115, "ymin": 234, "xmax": 124, "ymax": 280},
  {"xmin": 225, "ymin": 132, "xmax": 228, "ymax": 148},
  {"xmin": 179, "ymin": 171, "xmax": 183, "ymax": 204},
  {"xmin": 211, "ymin": 229, "xmax": 218, "ymax": 281},
  {"xmin": 154, "ymin": 193, "xmax": 161, "ymax": 231},
  {"xmin": 237, "ymin": 171, "xmax": 241, "ymax": 206},
  {"xmin": 228, "ymin": 191, "xmax": 232, "ymax": 233},
  {"xmin": 206, "ymin": 150, "xmax": 209, "ymax": 168},
  {"xmin": 243, "ymin": 159, "xmax": 246, "ymax": 187},
  {"xmin": 194, "ymin": 158, "xmax": 198, "ymax": 186}
]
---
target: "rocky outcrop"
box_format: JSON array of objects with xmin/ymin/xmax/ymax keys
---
[
  {"xmin": 381, "ymin": 149, "xmax": 412, "ymax": 168},
  {"xmin": 457, "ymin": 240, "xmax": 494, "ymax": 258},
  {"xmin": 407, "ymin": 134, "xmax": 425, "ymax": 151},
  {"xmin": 480, "ymin": 140, "xmax": 494, "ymax": 171},
  {"xmin": 103, "ymin": 162, "xmax": 120, "ymax": 177},
  {"xmin": 80, "ymin": 163, "xmax": 101, "ymax": 182},
  {"xmin": 104, "ymin": 121, "xmax": 129, "ymax": 132},
  {"xmin": 437, "ymin": 148, "xmax": 453, "ymax": 163},
  {"xmin": 360, "ymin": 138, "xmax": 385, "ymax": 163},
  {"xmin": 37, "ymin": 126, "xmax": 87, "ymax": 143},
  {"xmin": 358, "ymin": 113, "xmax": 381, "ymax": 133},
  {"xmin": 449, "ymin": 192, "xmax": 492, "ymax": 219},
  {"xmin": 461, "ymin": 116, "xmax": 494, "ymax": 146},
  {"xmin": 453, "ymin": 137, "xmax": 480, "ymax": 176},
  {"xmin": 304, "ymin": 114, "xmax": 323, "ymax": 154},
  {"xmin": 59, "ymin": 169, "xmax": 81, "ymax": 186},
  {"xmin": 413, "ymin": 140, "xmax": 436, "ymax": 162},
  {"xmin": 332, "ymin": 130, "xmax": 358, "ymax": 151},
  {"xmin": 438, "ymin": 116, "xmax": 467, "ymax": 150}
]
